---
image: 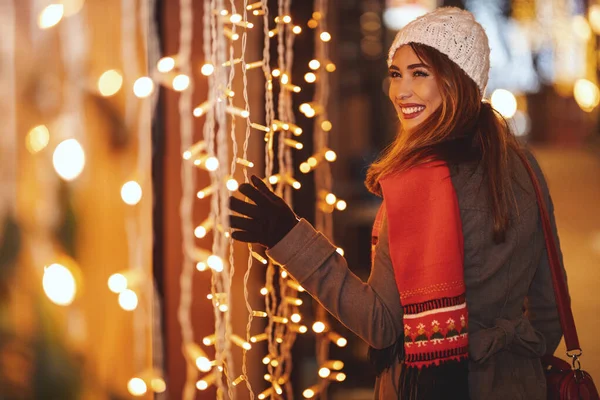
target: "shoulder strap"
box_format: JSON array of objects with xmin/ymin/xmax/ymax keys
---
[{"xmin": 517, "ymin": 151, "xmax": 581, "ymax": 352}]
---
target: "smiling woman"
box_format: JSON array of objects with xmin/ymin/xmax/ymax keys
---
[
  {"xmin": 228, "ymin": 6, "xmax": 576, "ymax": 400},
  {"xmin": 388, "ymin": 46, "xmax": 442, "ymax": 130}
]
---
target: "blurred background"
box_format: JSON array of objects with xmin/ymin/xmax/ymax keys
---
[{"xmin": 0, "ymin": 0, "xmax": 599, "ymax": 399}]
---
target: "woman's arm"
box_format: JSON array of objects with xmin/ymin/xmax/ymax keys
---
[{"xmin": 266, "ymin": 216, "xmax": 404, "ymax": 349}]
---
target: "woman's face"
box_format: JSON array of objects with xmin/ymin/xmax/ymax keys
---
[{"xmin": 388, "ymin": 45, "xmax": 443, "ymax": 133}]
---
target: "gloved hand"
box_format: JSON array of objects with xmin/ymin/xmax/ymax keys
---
[{"xmin": 229, "ymin": 175, "xmax": 299, "ymax": 249}]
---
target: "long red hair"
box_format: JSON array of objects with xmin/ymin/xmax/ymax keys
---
[{"xmin": 365, "ymin": 43, "xmax": 523, "ymax": 242}]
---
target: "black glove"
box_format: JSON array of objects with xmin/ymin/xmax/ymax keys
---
[{"xmin": 229, "ymin": 175, "xmax": 299, "ymax": 249}]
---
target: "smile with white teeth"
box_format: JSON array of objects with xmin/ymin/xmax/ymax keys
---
[{"xmin": 401, "ymin": 106, "xmax": 425, "ymax": 114}]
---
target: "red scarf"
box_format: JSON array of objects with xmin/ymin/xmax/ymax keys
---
[{"xmin": 373, "ymin": 161, "xmax": 468, "ymax": 368}]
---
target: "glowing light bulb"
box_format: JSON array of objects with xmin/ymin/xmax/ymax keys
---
[
  {"xmin": 304, "ymin": 72, "xmax": 317, "ymax": 83},
  {"xmin": 196, "ymin": 356, "xmax": 211, "ymax": 372},
  {"xmin": 318, "ymin": 367, "xmax": 331, "ymax": 378},
  {"xmin": 108, "ymin": 273, "xmax": 128, "ymax": 293},
  {"xmin": 574, "ymin": 79, "xmax": 600, "ymax": 112},
  {"xmin": 98, "ymin": 70, "xmax": 123, "ymax": 97},
  {"xmin": 150, "ymin": 378, "xmax": 166, "ymax": 393},
  {"xmin": 43, "ymin": 263, "xmax": 76, "ymax": 306},
  {"xmin": 325, "ymin": 193, "xmax": 337, "ymax": 205},
  {"xmin": 157, "ymin": 57, "xmax": 176, "ymax": 73},
  {"xmin": 336, "ymin": 337, "xmax": 348, "ymax": 347},
  {"xmin": 307, "ymin": 19, "xmax": 318, "ymax": 29},
  {"xmin": 26, "ymin": 125, "xmax": 50, "ymax": 154},
  {"xmin": 321, "ymin": 120, "xmax": 332, "ymax": 131},
  {"xmin": 219, "ymin": 304, "xmax": 229, "ymax": 312},
  {"xmin": 121, "ymin": 181, "xmax": 142, "ymax": 205},
  {"xmin": 303, "ymin": 388, "xmax": 316, "ymax": 398},
  {"xmin": 205, "ymin": 156, "xmax": 219, "ymax": 171},
  {"xmin": 207, "ymin": 255, "xmax": 224, "ymax": 272},
  {"xmin": 298, "ymin": 325, "xmax": 308, "ymax": 333},
  {"xmin": 38, "ymin": 4, "xmax": 64, "ymax": 29},
  {"xmin": 309, "ymin": 59, "xmax": 320, "ymax": 70},
  {"xmin": 320, "ymin": 32, "xmax": 332, "ymax": 42},
  {"xmin": 300, "ymin": 162, "xmax": 311, "ymax": 173},
  {"xmin": 201, "ymin": 63, "xmax": 215, "ymax": 76},
  {"xmin": 272, "ymin": 69, "xmax": 281, "ymax": 77},
  {"xmin": 53, "ymin": 139, "xmax": 85, "ymax": 181},
  {"xmin": 230, "ymin": 13, "xmax": 243, "ymax": 23},
  {"xmin": 260, "ymin": 287, "xmax": 268, "ymax": 295},
  {"xmin": 325, "ymin": 150, "xmax": 337, "ymax": 162},
  {"xmin": 127, "ymin": 378, "xmax": 147, "ymax": 396},
  {"xmin": 226, "ymin": 178, "xmax": 239, "ymax": 191},
  {"xmin": 291, "ymin": 313, "xmax": 301, "ymax": 323},
  {"xmin": 196, "ymin": 262, "xmax": 207, "ymax": 271},
  {"xmin": 172, "ymin": 74, "xmax": 190, "ymax": 91},
  {"xmin": 196, "ymin": 380, "xmax": 208, "ymax": 390},
  {"xmin": 133, "ymin": 77, "xmax": 154, "ymax": 98},
  {"xmin": 292, "ymin": 25, "xmax": 302, "ymax": 34},
  {"xmin": 490, "ymin": 89, "xmax": 517, "ymax": 119},
  {"xmin": 118, "ymin": 289, "xmax": 138, "ymax": 311},
  {"xmin": 312, "ymin": 321, "xmax": 326, "ymax": 333},
  {"xmin": 325, "ymin": 62, "xmax": 336, "ymax": 72},
  {"xmin": 336, "ymin": 200, "xmax": 347, "ymax": 211},
  {"xmin": 334, "ymin": 372, "xmax": 346, "ymax": 381}
]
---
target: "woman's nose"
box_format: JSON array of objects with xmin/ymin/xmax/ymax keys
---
[{"xmin": 391, "ymin": 80, "xmax": 412, "ymax": 100}]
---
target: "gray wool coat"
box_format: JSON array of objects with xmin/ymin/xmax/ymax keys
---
[{"xmin": 266, "ymin": 151, "xmax": 565, "ymax": 400}]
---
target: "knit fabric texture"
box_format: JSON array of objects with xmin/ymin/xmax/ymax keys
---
[
  {"xmin": 387, "ymin": 7, "xmax": 490, "ymax": 95},
  {"xmin": 378, "ymin": 161, "xmax": 468, "ymax": 368}
]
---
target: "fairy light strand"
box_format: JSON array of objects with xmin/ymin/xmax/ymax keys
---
[
  {"xmin": 237, "ymin": 0, "xmax": 258, "ymax": 397},
  {"xmin": 312, "ymin": 0, "xmax": 335, "ymax": 397},
  {"xmin": 177, "ymin": 0, "xmax": 197, "ymax": 397}
]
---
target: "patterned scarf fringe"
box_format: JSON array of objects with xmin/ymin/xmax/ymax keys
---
[{"xmin": 398, "ymin": 358, "xmax": 470, "ymax": 400}]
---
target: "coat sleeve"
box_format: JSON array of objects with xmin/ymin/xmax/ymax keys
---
[
  {"xmin": 526, "ymin": 152, "xmax": 566, "ymax": 356},
  {"xmin": 266, "ymin": 215, "xmax": 404, "ymax": 349}
]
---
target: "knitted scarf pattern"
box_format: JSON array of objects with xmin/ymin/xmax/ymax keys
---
[{"xmin": 374, "ymin": 161, "xmax": 468, "ymax": 368}]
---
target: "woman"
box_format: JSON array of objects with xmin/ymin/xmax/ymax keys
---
[{"xmin": 229, "ymin": 7, "xmax": 565, "ymax": 400}]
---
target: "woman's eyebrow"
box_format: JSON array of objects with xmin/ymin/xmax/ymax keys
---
[
  {"xmin": 389, "ymin": 65, "xmax": 400, "ymax": 71},
  {"xmin": 407, "ymin": 63, "xmax": 429, "ymax": 70}
]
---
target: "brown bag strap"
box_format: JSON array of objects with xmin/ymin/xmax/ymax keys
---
[{"xmin": 517, "ymin": 151, "xmax": 581, "ymax": 352}]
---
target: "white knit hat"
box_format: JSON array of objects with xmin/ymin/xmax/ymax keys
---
[{"xmin": 387, "ymin": 7, "xmax": 490, "ymax": 95}]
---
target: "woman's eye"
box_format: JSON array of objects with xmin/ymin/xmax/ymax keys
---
[
  {"xmin": 413, "ymin": 70, "xmax": 429, "ymax": 77},
  {"xmin": 389, "ymin": 71, "xmax": 401, "ymax": 78}
]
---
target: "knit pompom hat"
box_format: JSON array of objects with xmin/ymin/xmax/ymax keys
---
[{"xmin": 387, "ymin": 7, "xmax": 490, "ymax": 95}]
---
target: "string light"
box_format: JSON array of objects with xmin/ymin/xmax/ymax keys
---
[
  {"xmin": 320, "ymin": 32, "xmax": 332, "ymax": 42},
  {"xmin": 303, "ymin": 385, "xmax": 320, "ymax": 399},
  {"xmin": 157, "ymin": 56, "xmax": 176, "ymax": 73},
  {"xmin": 491, "ymin": 89, "xmax": 517, "ymax": 118},
  {"xmin": 172, "ymin": 74, "xmax": 191, "ymax": 91},
  {"xmin": 312, "ymin": 321, "xmax": 326, "ymax": 333},
  {"xmin": 42, "ymin": 262, "xmax": 77, "ymax": 306},
  {"xmin": 118, "ymin": 289, "xmax": 139, "ymax": 311},
  {"xmin": 133, "ymin": 77, "xmax": 154, "ymax": 98},
  {"xmin": 107, "ymin": 270, "xmax": 142, "ymax": 293},
  {"xmin": 196, "ymin": 372, "xmax": 217, "ymax": 390},
  {"xmin": 53, "ymin": 138, "xmax": 86, "ymax": 181},
  {"xmin": 38, "ymin": 4, "xmax": 64, "ymax": 29},
  {"xmin": 25, "ymin": 125, "xmax": 50, "ymax": 154},
  {"xmin": 327, "ymin": 332, "xmax": 348, "ymax": 347},
  {"xmin": 98, "ymin": 69, "xmax": 124, "ymax": 96},
  {"xmin": 121, "ymin": 181, "xmax": 143, "ymax": 205},
  {"xmin": 200, "ymin": 63, "xmax": 215, "ymax": 76},
  {"xmin": 127, "ymin": 377, "xmax": 148, "ymax": 396}
]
